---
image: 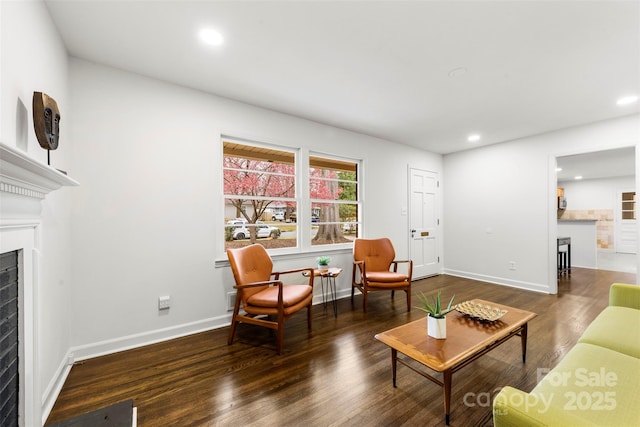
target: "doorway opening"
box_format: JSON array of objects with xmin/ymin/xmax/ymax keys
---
[{"xmin": 555, "ymin": 146, "xmax": 636, "ymax": 274}]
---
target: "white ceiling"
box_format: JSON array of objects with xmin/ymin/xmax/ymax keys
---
[
  {"xmin": 557, "ymin": 146, "xmax": 636, "ymax": 183},
  {"xmin": 44, "ymin": 0, "xmax": 640, "ymax": 155}
]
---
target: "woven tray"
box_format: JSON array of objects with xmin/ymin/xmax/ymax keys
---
[{"xmin": 455, "ymin": 301, "xmax": 508, "ymax": 322}]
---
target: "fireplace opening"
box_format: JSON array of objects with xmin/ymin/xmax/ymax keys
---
[{"xmin": 0, "ymin": 250, "xmax": 19, "ymax": 427}]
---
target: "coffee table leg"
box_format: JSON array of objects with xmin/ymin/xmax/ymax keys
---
[
  {"xmin": 330, "ymin": 276, "xmax": 338, "ymax": 317},
  {"xmin": 443, "ymin": 369, "xmax": 452, "ymax": 425},
  {"xmin": 521, "ymin": 323, "xmax": 528, "ymax": 363},
  {"xmin": 321, "ymin": 276, "xmax": 327, "ymax": 308},
  {"xmin": 391, "ymin": 349, "xmax": 397, "ymax": 387}
]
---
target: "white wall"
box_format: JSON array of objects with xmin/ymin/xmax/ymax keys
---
[
  {"xmin": 5, "ymin": 3, "xmax": 637, "ymax": 422},
  {"xmin": 560, "ymin": 176, "xmax": 635, "ymax": 210},
  {"xmin": 443, "ymin": 137, "xmax": 552, "ymax": 291},
  {"xmin": 0, "ymin": 0, "xmax": 75, "ymax": 422},
  {"xmin": 67, "ymin": 58, "xmax": 443, "ymax": 358},
  {"xmin": 443, "ymin": 115, "xmax": 640, "ymax": 293}
]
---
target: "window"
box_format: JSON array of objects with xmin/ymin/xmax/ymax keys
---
[
  {"xmin": 223, "ymin": 140, "xmax": 297, "ymax": 250},
  {"xmin": 222, "ymin": 139, "xmax": 360, "ymax": 252},
  {"xmin": 309, "ymin": 155, "xmax": 360, "ymax": 245}
]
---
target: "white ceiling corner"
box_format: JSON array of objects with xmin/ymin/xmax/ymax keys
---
[{"xmin": 43, "ymin": 0, "xmax": 640, "ymax": 158}]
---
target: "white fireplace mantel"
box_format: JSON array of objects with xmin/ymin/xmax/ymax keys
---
[
  {"xmin": 1, "ymin": 141, "xmax": 78, "ymax": 426},
  {"xmin": 0, "ymin": 141, "xmax": 79, "ymax": 200}
]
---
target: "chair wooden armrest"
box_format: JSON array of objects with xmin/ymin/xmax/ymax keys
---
[
  {"xmin": 391, "ymin": 259, "xmax": 413, "ymax": 277},
  {"xmin": 273, "ymin": 267, "xmax": 315, "ymax": 277},
  {"xmin": 275, "ymin": 267, "xmax": 314, "ymax": 275},
  {"xmin": 274, "ymin": 268, "xmax": 315, "ymax": 286},
  {"xmin": 233, "ymin": 280, "xmax": 282, "ymax": 290}
]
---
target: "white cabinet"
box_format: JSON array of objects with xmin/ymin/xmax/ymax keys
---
[{"xmin": 616, "ymin": 190, "xmax": 637, "ymax": 254}]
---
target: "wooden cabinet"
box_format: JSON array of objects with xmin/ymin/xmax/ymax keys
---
[{"xmin": 621, "ymin": 191, "xmax": 636, "ymax": 220}]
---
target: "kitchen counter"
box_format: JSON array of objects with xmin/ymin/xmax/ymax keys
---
[{"xmin": 557, "ymin": 220, "xmax": 597, "ymax": 268}]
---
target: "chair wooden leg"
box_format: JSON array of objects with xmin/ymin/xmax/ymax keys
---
[
  {"xmin": 307, "ymin": 304, "xmax": 312, "ymax": 330},
  {"xmin": 363, "ymin": 291, "xmax": 368, "ymax": 313},
  {"xmin": 228, "ymin": 295, "xmax": 241, "ymax": 346},
  {"xmin": 391, "ymin": 290, "xmax": 395, "ymax": 299},
  {"xmin": 276, "ymin": 319, "xmax": 285, "ymax": 355},
  {"xmin": 406, "ymin": 289, "xmax": 411, "ymax": 312},
  {"xmin": 227, "ymin": 316, "xmax": 238, "ymax": 345}
]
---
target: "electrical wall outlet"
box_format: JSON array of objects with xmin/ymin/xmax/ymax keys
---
[
  {"xmin": 158, "ymin": 295, "xmax": 171, "ymax": 310},
  {"xmin": 227, "ymin": 292, "xmax": 237, "ymax": 311},
  {"xmin": 509, "ymin": 261, "xmax": 516, "ymax": 271}
]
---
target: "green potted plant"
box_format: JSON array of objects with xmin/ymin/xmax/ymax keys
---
[
  {"xmin": 415, "ymin": 290, "xmax": 455, "ymax": 339},
  {"xmin": 316, "ymin": 256, "xmax": 331, "ymax": 272}
]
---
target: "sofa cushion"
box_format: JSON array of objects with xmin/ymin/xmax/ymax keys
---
[
  {"xmin": 494, "ymin": 386, "xmax": 600, "ymax": 427},
  {"xmin": 578, "ymin": 306, "xmax": 640, "ymax": 359},
  {"xmin": 530, "ymin": 343, "xmax": 640, "ymax": 426},
  {"xmin": 610, "ymin": 283, "xmax": 640, "ymax": 310}
]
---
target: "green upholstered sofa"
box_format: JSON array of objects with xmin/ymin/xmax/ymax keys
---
[{"xmin": 493, "ymin": 283, "xmax": 640, "ymax": 426}]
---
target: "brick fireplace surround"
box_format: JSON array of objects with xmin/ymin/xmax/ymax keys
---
[{"xmin": 0, "ymin": 142, "xmax": 78, "ymax": 427}]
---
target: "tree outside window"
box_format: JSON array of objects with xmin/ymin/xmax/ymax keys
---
[
  {"xmin": 223, "ymin": 141, "xmax": 297, "ymax": 250},
  {"xmin": 310, "ymin": 155, "xmax": 360, "ymax": 246},
  {"xmin": 222, "ymin": 139, "xmax": 360, "ymax": 252}
]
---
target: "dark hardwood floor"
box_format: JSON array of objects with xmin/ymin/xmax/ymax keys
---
[{"xmin": 46, "ymin": 268, "xmax": 636, "ymax": 426}]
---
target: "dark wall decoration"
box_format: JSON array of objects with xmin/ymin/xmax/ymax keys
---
[{"xmin": 32, "ymin": 91, "xmax": 60, "ymax": 165}]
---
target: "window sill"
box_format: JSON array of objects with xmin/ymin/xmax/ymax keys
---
[{"xmin": 214, "ymin": 246, "xmax": 353, "ymax": 268}]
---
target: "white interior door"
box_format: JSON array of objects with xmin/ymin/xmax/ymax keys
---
[
  {"xmin": 409, "ymin": 168, "xmax": 439, "ymax": 279},
  {"xmin": 616, "ymin": 189, "xmax": 637, "ymax": 254}
]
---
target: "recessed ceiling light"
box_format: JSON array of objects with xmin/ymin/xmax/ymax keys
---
[
  {"xmin": 467, "ymin": 134, "xmax": 480, "ymax": 142},
  {"xmin": 574, "ymin": 175, "xmax": 583, "ymax": 180},
  {"xmin": 199, "ymin": 28, "xmax": 224, "ymax": 46},
  {"xmin": 616, "ymin": 95, "xmax": 638, "ymax": 106},
  {"xmin": 555, "ymin": 167, "xmax": 563, "ymax": 172}
]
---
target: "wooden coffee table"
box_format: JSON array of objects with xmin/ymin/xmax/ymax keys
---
[{"xmin": 374, "ymin": 299, "xmax": 536, "ymax": 425}]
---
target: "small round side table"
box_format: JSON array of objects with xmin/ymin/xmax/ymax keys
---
[{"xmin": 304, "ymin": 267, "xmax": 341, "ymax": 317}]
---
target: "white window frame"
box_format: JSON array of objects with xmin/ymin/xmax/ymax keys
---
[
  {"xmin": 221, "ymin": 137, "xmax": 362, "ymax": 256},
  {"xmin": 308, "ymin": 151, "xmax": 362, "ymax": 251}
]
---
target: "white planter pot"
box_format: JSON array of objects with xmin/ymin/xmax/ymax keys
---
[
  {"xmin": 427, "ymin": 315, "xmax": 447, "ymax": 339},
  {"xmin": 318, "ymin": 264, "xmax": 329, "ymax": 272}
]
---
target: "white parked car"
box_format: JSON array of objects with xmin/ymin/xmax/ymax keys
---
[
  {"xmin": 226, "ymin": 218, "xmax": 248, "ymax": 225},
  {"xmin": 272, "ymin": 212, "xmax": 285, "ymax": 221},
  {"xmin": 342, "ymin": 222, "xmax": 357, "ymax": 233},
  {"xmin": 232, "ymin": 223, "xmax": 281, "ymax": 240}
]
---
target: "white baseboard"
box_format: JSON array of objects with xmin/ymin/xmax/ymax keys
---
[
  {"xmin": 442, "ymin": 268, "xmax": 551, "ymax": 294},
  {"xmin": 56, "ymin": 290, "xmax": 357, "ymax": 366},
  {"xmin": 40, "ymin": 314, "xmax": 233, "ymax": 424},
  {"xmin": 41, "ymin": 349, "xmax": 74, "ymax": 426},
  {"xmin": 71, "ymin": 314, "xmax": 234, "ymax": 362},
  {"xmin": 41, "ymin": 292, "xmax": 354, "ymax": 423}
]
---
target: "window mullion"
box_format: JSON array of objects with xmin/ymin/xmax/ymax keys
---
[{"xmin": 299, "ymin": 148, "xmax": 311, "ymax": 250}]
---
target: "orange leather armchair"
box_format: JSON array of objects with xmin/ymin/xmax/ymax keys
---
[
  {"xmin": 352, "ymin": 238, "xmax": 413, "ymax": 312},
  {"xmin": 227, "ymin": 244, "xmax": 314, "ymax": 354}
]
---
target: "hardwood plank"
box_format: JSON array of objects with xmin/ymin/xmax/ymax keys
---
[{"xmin": 46, "ymin": 268, "xmax": 635, "ymax": 426}]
